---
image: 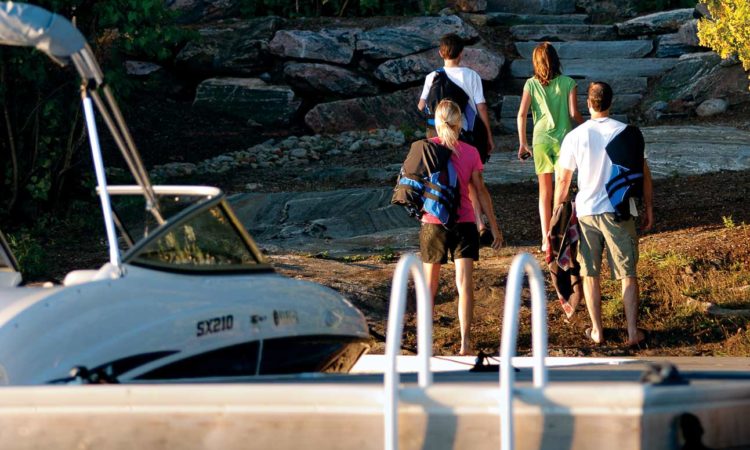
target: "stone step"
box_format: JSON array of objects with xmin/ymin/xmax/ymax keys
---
[
  {"xmin": 481, "ymin": 12, "xmax": 590, "ymax": 25},
  {"xmin": 486, "ymin": 0, "xmax": 576, "ymax": 14},
  {"xmin": 507, "ymin": 77, "xmax": 649, "ymax": 95},
  {"xmin": 515, "ymin": 40, "xmax": 653, "ymax": 59},
  {"xmin": 654, "ymin": 33, "xmax": 705, "ymax": 58},
  {"xmin": 500, "ymin": 94, "xmax": 641, "ymax": 118},
  {"xmin": 510, "ymin": 58, "xmax": 679, "ymax": 79},
  {"xmin": 511, "ymin": 24, "xmax": 618, "ymax": 41},
  {"xmin": 500, "ymin": 114, "xmax": 629, "ymax": 134}
]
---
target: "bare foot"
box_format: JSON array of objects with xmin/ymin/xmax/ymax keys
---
[
  {"xmin": 585, "ymin": 327, "xmax": 604, "ymax": 344},
  {"xmin": 459, "ymin": 341, "xmax": 471, "ymax": 356},
  {"xmin": 626, "ymin": 329, "xmax": 646, "ymax": 347}
]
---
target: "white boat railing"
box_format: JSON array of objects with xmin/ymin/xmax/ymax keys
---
[
  {"xmin": 500, "ymin": 253, "xmax": 549, "ymax": 450},
  {"xmin": 383, "ymin": 252, "xmax": 549, "ymax": 450},
  {"xmin": 384, "ymin": 254, "xmax": 433, "ymax": 450}
]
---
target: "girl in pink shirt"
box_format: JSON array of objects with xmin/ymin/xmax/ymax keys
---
[{"xmin": 420, "ymin": 100, "xmax": 503, "ymax": 355}]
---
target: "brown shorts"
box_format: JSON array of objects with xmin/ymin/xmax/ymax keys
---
[
  {"xmin": 577, "ymin": 213, "xmax": 638, "ymax": 280},
  {"xmin": 420, "ymin": 222, "xmax": 479, "ymax": 264}
]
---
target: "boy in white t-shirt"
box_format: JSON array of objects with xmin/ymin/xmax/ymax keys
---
[
  {"xmin": 417, "ymin": 33, "xmax": 494, "ymax": 159},
  {"xmin": 417, "ymin": 33, "xmax": 495, "ymax": 243},
  {"xmin": 554, "ymin": 81, "xmax": 654, "ymax": 347}
]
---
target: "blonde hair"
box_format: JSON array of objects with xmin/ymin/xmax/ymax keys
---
[
  {"xmin": 434, "ymin": 99, "xmax": 462, "ymax": 151},
  {"xmin": 532, "ymin": 42, "xmax": 561, "ymax": 86}
]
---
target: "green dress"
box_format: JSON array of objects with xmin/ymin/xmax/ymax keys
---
[
  {"xmin": 524, "ymin": 75, "xmax": 576, "ymax": 144},
  {"xmin": 523, "ymin": 75, "xmax": 576, "ymax": 173}
]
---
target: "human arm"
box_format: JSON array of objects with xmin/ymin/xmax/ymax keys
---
[
  {"xmin": 470, "ymin": 170, "xmax": 503, "ymax": 249},
  {"xmin": 568, "ymin": 85, "xmax": 584, "ymax": 126},
  {"xmin": 641, "ymin": 160, "xmax": 654, "ymax": 231},
  {"xmin": 517, "ymin": 89, "xmax": 533, "ymax": 160},
  {"xmin": 417, "ymin": 74, "xmax": 432, "ymax": 112},
  {"xmin": 553, "ymin": 168, "xmax": 574, "ymax": 210},
  {"xmin": 476, "ymin": 102, "xmax": 494, "ymax": 154}
]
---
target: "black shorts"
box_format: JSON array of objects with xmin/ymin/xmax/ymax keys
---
[{"xmin": 420, "ymin": 222, "xmax": 480, "ymax": 264}]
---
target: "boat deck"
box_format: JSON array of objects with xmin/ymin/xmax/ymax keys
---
[{"xmin": 0, "ymin": 356, "xmax": 748, "ymax": 450}]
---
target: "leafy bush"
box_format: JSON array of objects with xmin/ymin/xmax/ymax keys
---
[
  {"xmin": 698, "ymin": 0, "xmax": 750, "ymax": 89},
  {"xmin": 6, "ymin": 231, "xmax": 47, "ymax": 281}
]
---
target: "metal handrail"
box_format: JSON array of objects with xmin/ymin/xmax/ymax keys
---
[
  {"xmin": 384, "ymin": 254, "xmax": 433, "ymax": 450},
  {"xmin": 499, "ymin": 253, "xmax": 549, "ymax": 450}
]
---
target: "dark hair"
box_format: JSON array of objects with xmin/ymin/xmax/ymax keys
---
[
  {"xmin": 439, "ymin": 33, "xmax": 464, "ymax": 60},
  {"xmin": 532, "ymin": 42, "xmax": 561, "ymax": 86},
  {"xmin": 588, "ymin": 81, "xmax": 613, "ymax": 112}
]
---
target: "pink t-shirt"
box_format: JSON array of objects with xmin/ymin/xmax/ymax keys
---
[{"xmin": 422, "ymin": 138, "xmax": 484, "ymax": 224}]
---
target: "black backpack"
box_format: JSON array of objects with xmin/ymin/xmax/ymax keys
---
[{"xmin": 424, "ymin": 68, "xmax": 489, "ymax": 163}]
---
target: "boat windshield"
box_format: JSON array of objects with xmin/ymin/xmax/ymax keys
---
[{"xmin": 112, "ymin": 189, "xmax": 268, "ymax": 272}]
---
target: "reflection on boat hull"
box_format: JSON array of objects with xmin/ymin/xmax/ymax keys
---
[{"xmin": 133, "ymin": 336, "xmax": 370, "ymax": 381}]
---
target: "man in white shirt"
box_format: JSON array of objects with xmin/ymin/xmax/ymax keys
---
[{"xmin": 554, "ymin": 81, "xmax": 654, "ymax": 346}]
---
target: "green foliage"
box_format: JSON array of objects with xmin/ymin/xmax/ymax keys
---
[
  {"xmin": 698, "ymin": 0, "xmax": 750, "ymax": 88},
  {"xmin": 6, "ymin": 231, "xmax": 47, "ymax": 281},
  {"xmin": 0, "ymin": 0, "xmax": 187, "ymax": 223},
  {"xmin": 239, "ymin": 0, "xmax": 440, "ymax": 17},
  {"xmin": 375, "ymin": 246, "xmax": 398, "ymax": 263},
  {"xmin": 723, "ymin": 215, "xmax": 736, "ymax": 229}
]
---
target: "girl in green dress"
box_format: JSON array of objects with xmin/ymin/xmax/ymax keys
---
[{"xmin": 517, "ymin": 42, "xmax": 583, "ymax": 252}]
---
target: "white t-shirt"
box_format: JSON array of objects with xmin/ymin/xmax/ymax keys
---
[
  {"xmin": 558, "ymin": 117, "xmax": 642, "ymax": 217},
  {"xmin": 420, "ymin": 66, "xmax": 485, "ymax": 131}
]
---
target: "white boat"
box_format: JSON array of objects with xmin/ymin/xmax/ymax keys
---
[{"xmin": 0, "ymin": 2, "xmax": 369, "ymax": 385}]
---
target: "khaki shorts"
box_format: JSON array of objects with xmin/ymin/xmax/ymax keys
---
[{"xmin": 577, "ymin": 213, "xmax": 638, "ymax": 280}]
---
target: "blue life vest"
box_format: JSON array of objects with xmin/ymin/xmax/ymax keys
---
[{"xmin": 392, "ymin": 140, "xmax": 460, "ymax": 228}]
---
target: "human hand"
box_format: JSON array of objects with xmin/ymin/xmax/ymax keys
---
[
  {"xmin": 518, "ymin": 143, "xmax": 532, "ymax": 161},
  {"xmin": 487, "ymin": 135, "xmax": 495, "ymax": 153},
  {"xmin": 491, "ymin": 228, "xmax": 504, "ymax": 250},
  {"xmin": 641, "ymin": 206, "xmax": 654, "ymax": 232}
]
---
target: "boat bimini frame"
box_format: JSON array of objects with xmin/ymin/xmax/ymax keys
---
[{"xmin": 0, "ymin": 1, "xmax": 167, "ymax": 275}]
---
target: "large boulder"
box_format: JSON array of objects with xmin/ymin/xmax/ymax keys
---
[
  {"xmin": 269, "ymin": 29, "xmax": 359, "ymax": 64},
  {"xmin": 641, "ymin": 126, "xmax": 750, "ymax": 178},
  {"xmin": 696, "ymin": 98, "xmax": 729, "ymax": 117},
  {"xmin": 193, "ymin": 78, "xmax": 301, "ymax": 126},
  {"xmin": 654, "ymin": 33, "xmax": 703, "ymax": 58},
  {"xmin": 305, "ymin": 87, "xmax": 423, "ymax": 134},
  {"xmin": 616, "ymin": 8, "xmax": 695, "ymax": 37},
  {"xmin": 165, "ymin": 0, "xmax": 240, "ymax": 23},
  {"xmin": 373, "ymin": 47, "xmax": 505, "ymax": 85},
  {"xmin": 283, "ymin": 62, "xmax": 378, "ymax": 97},
  {"xmin": 478, "ymin": 12, "xmax": 589, "ymax": 26},
  {"xmin": 175, "ymin": 18, "xmax": 283, "ymax": 75},
  {"xmin": 678, "ymin": 19, "xmax": 700, "ymax": 47},
  {"xmin": 356, "ymin": 15, "xmax": 478, "ymax": 60},
  {"xmin": 651, "ymin": 53, "xmax": 750, "ymax": 107},
  {"xmin": 485, "ymin": 0, "xmax": 575, "ymax": 14}
]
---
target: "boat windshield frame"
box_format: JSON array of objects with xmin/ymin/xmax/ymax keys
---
[{"xmin": 115, "ymin": 187, "xmax": 273, "ymax": 274}]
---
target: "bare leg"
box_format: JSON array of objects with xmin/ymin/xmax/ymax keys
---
[
  {"xmin": 454, "ymin": 258, "xmax": 475, "ymax": 355},
  {"xmin": 422, "ymin": 262, "xmax": 441, "ymax": 304},
  {"xmin": 622, "ymin": 276, "xmax": 642, "ymax": 344},
  {"xmin": 538, "ymin": 172, "xmax": 554, "ymax": 250},
  {"xmin": 583, "ymin": 276, "xmax": 603, "ymax": 343}
]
